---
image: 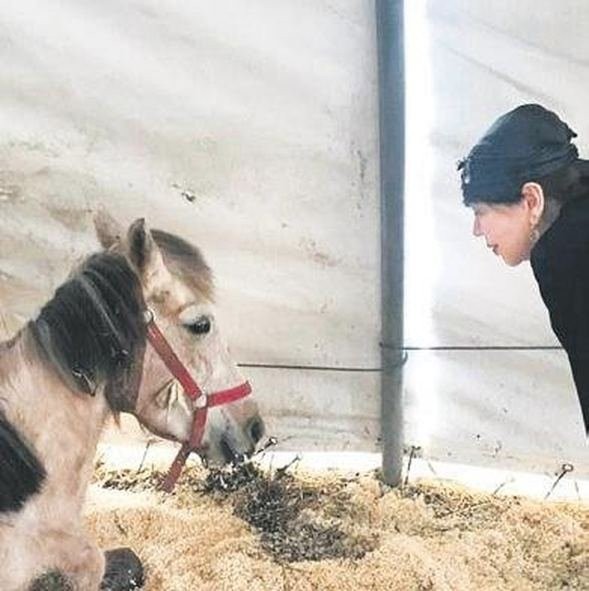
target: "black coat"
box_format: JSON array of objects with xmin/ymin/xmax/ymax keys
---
[{"xmin": 531, "ymin": 197, "xmax": 589, "ymax": 434}]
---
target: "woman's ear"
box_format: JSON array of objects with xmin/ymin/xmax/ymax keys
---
[{"xmin": 521, "ymin": 182, "xmax": 545, "ymax": 226}]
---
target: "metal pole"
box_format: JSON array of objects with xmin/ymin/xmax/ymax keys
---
[{"xmin": 376, "ymin": 0, "xmax": 405, "ymax": 486}]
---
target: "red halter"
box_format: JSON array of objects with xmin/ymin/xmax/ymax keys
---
[{"xmin": 144, "ymin": 311, "xmax": 252, "ymax": 492}]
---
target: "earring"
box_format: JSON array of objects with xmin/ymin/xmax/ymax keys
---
[{"xmin": 529, "ymin": 224, "xmax": 540, "ymax": 246}]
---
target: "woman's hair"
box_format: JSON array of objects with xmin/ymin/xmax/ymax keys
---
[
  {"xmin": 459, "ymin": 104, "xmax": 580, "ymax": 207},
  {"xmin": 532, "ymin": 159, "xmax": 589, "ymax": 205},
  {"xmin": 527, "ymin": 160, "xmax": 589, "ymax": 233}
]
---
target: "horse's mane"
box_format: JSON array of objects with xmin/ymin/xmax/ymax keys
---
[
  {"xmin": 29, "ymin": 252, "xmax": 147, "ymax": 411},
  {"xmin": 26, "ymin": 229, "xmax": 213, "ymax": 411}
]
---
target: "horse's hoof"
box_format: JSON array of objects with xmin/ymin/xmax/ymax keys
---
[{"xmin": 100, "ymin": 547, "xmax": 144, "ymax": 590}]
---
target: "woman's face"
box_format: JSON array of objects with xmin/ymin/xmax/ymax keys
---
[{"xmin": 471, "ymin": 200, "xmax": 535, "ymax": 266}]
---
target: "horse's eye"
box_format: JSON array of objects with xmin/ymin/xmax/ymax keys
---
[{"xmin": 185, "ymin": 316, "xmax": 211, "ymax": 336}]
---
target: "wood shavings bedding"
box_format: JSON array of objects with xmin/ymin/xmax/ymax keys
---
[{"xmin": 84, "ymin": 464, "xmax": 588, "ymax": 591}]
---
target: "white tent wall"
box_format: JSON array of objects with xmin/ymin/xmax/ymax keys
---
[
  {"xmin": 404, "ymin": 0, "xmax": 588, "ymax": 476},
  {"xmin": 0, "ymin": 1, "xmax": 382, "ymax": 453},
  {"xmin": 0, "ymin": 1, "xmax": 586, "ymax": 477}
]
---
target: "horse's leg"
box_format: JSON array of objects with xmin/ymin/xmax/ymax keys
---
[
  {"xmin": 0, "ymin": 530, "xmax": 101, "ymax": 591},
  {"xmin": 29, "ymin": 548, "xmax": 144, "ymax": 591},
  {"xmin": 0, "ymin": 534, "xmax": 45, "ymax": 591},
  {"xmin": 37, "ymin": 529, "xmax": 105, "ymax": 591}
]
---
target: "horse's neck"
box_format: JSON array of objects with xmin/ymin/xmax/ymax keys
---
[{"xmin": 0, "ymin": 327, "xmax": 110, "ymax": 511}]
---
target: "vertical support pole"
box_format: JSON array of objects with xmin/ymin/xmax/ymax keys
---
[{"xmin": 376, "ymin": 0, "xmax": 405, "ymax": 486}]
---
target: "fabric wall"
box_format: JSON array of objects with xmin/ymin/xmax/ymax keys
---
[
  {"xmin": 404, "ymin": 0, "xmax": 588, "ymax": 475},
  {"xmin": 0, "ymin": 0, "xmax": 586, "ymax": 476},
  {"xmin": 0, "ymin": 0, "xmax": 382, "ymax": 453}
]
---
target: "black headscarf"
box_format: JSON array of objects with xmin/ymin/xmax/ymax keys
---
[{"xmin": 458, "ymin": 104, "xmax": 578, "ymax": 205}]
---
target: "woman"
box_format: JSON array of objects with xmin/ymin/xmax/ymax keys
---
[{"xmin": 459, "ymin": 103, "xmax": 589, "ymax": 435}]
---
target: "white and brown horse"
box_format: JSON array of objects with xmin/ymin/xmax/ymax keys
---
[{"xmin": 0, "ymin": 213, "xmax": 264, "ymax": 590}]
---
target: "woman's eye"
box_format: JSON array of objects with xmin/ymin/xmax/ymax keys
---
[{"xmin": 185, "ymin": 316, "xmax": 211, "ymax": 335}]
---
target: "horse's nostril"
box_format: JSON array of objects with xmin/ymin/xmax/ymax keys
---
[
  {"xmin": 220, "ymin": 438, "xmax": 237, "ymax": 464},
  {"xmin": 247, "ymin": 416, "xmax": 265, "ymax": 445}
]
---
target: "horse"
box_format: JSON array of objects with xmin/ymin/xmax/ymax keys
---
[{"xmin": 0, "ymin": 212, "xmax": 265, "ymax": 590}]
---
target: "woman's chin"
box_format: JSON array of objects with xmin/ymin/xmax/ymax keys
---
[{"xmin": 502, "ymin": 254, "xmax": 526, "ymax": 267}]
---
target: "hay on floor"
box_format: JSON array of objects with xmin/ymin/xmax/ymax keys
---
[{"xmin": 84, "ymin": 462, "xmax": 589, "ymax": 591}]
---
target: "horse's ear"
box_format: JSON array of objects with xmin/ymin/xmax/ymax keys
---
[
  {"xmin": 127, "ymin": 218, "xmax": 165, "ymax": 280},
  {"xmin": 94, "ymin": 208, "xmax": 123, "ymax": 249}
]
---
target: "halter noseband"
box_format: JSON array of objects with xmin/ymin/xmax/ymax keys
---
[{"xmin": 143, "ymin": 309, "xmax": 252, "ymax": 492}]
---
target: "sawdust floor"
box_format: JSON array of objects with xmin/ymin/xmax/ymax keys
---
[{"xmin": 86, "ymin": 464, "xmax": 588, "ymax": 591}]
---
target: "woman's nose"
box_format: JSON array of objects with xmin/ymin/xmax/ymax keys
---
[{"xmin": 472, "ymin": 218, "xmax": 482, "ymax": 237}]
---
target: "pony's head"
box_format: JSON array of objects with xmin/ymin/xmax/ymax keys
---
[{"xmin": 83, "ymin": 212, "xmax": 264, "ymax": 465}]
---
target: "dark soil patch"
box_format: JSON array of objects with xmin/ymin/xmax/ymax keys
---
[
  {"xmin": 95, "ymin": 461, "xmax": 379, "ymax": 563},
  {"xmin": 204, "ymin": 463, "xmax": 377, "ymax": 562}
]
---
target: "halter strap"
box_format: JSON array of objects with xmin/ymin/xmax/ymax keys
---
[{"xmin": 144, "ymin": 310, "xmax": 252, "ymax": 492}]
